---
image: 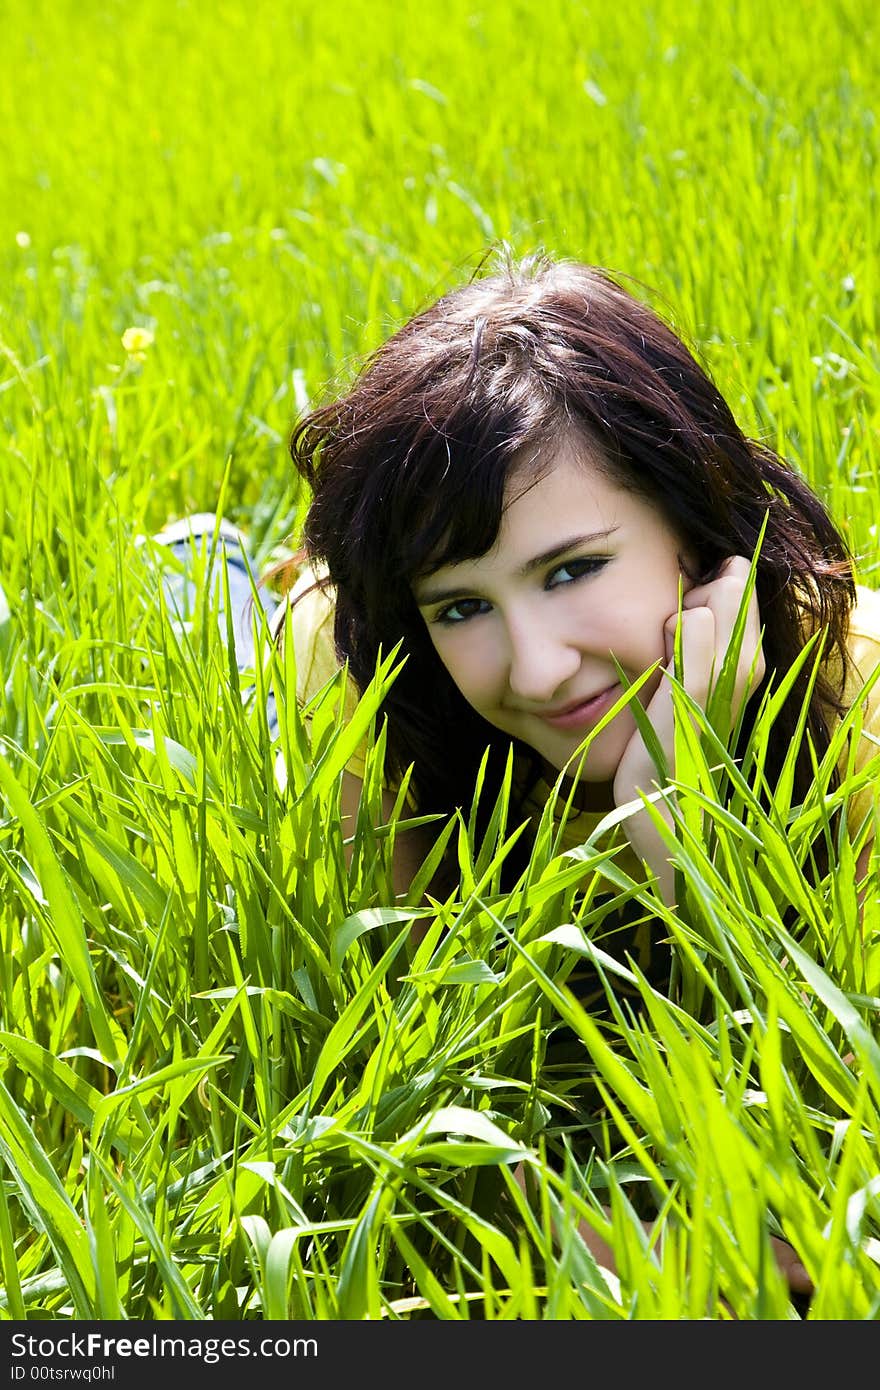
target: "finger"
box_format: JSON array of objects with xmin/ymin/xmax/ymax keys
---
[
  {"xmin": 769, "ymin": 1236, "xmax": 813, "ymax": 1296},
  {"xmin": 626, "ymin": 608, "xmax": 719, "ymax": 793},
  {"xmin": 664, "ymin": 605, "xmax": 716, "ymax": 709},
  {"xmin": 681, "ymin": 562, "xmax": 765, "ymax": 700},
  {"xmin": 723, "ymin": 585, "xmax": 766, "ymax": 704},
  {"xmin": 681, "ymin": 558, "xmax": 753, "ymax": 620},
  {"xmin": 681, "ymin": 555, "xmax": 752, "ymax": 608}
]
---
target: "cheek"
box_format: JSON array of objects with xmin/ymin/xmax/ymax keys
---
[
  {"xmin": 431, "ymin": 631, "xmax": 500, "ymax": 706},
  {"xmin": 633, "ymin": 662, "xmax": 665, "ymax": 711},
  {"xmin": 613, "ymin": 568, "xmax": 680, "ymax": 648},
  {"xmin": 592, "ymin": 593, "xmax": 669, "ymax": 668}
]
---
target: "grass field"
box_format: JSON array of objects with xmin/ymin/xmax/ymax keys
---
[{"xmin": 1, "ymin": 0, "xmax": 879, "ymax": 1321}]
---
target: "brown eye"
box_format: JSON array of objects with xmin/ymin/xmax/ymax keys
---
[
  {"xmin": 546, "ymin": 557, "xmax": 609, "ymax": 589},
  {"xmin": 435, "ymin": 597, "xmax": 490, "ymax": 625}
]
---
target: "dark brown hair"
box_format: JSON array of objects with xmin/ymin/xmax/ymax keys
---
[{"xmin": 288, "ymin": 250, "xmax": 855, "ymax": 836}]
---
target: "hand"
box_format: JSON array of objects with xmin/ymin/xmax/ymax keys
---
[
  {"xmin": 770, "ymin": 1236, "xmax": 813, "ymax": 1296},
  {"xmin": 612, "ymin": 556, "xmax": 765, "ymax": 891},
  {"xmin": 572, "ymin": 1207, "xmax": 813, "ymax": 1305},
  {"xmin": 614, "ymin": 554, "xmax": 765, "ymax": 803}
]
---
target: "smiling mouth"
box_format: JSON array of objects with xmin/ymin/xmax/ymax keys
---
[{"xmin": 536, "ymin": 684, "xmax": 621, "ymax": 732}]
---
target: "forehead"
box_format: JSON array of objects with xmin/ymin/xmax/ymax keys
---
[{"xmin": 502, "ymin": 434, "xmax": 617, "ymax": 530}]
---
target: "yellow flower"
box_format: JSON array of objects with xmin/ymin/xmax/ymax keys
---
[{"xmin": 121, "ymin": 326, "xmax": 155, "ymax": 360}]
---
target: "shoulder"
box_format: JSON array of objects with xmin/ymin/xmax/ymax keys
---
[
  {"xmin": 838, "ymin": 586, "xmax": 880, "ymax": 745},
  {"xmin": 838, "ymin": 585, "xmax": 880, "ymax": 837},
  {"xmin": 270, "ymin": 562, "xmax": 371, "ymax": 784},
  {"xmin": 269, "ymin": 561, "xmax": 335, "ymax": 639},
  {"xmin": 847, "ymin": 583, "xmax": 880, "ymax": 640},
  {"xmin": 269, "ymin": 562, "xmax": 345, "ymax": 705},
  {"xmin": 845, "ymin": 584, "xmax": 880, "ymax": 681}
]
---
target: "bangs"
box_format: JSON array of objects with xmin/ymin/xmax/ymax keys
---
[
  {"xmin": 396, "ymin": 436, "xmax": 510, "ymax": 581},
  {"xmin": 390, "ymin": 406, "xmax": 562, "ymax": 584}
]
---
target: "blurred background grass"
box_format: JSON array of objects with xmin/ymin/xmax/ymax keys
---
[{"xmin": 2, "ymin": 0, "xmax": 877, "ymax": 559}]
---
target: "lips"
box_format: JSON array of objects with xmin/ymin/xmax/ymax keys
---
[{"xmin": 536, "ymin": 683, "xmax": 620, "ymax": 732}]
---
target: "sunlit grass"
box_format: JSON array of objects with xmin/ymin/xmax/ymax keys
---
[{"xmin": 0, "ymin": 0, "xmax": 879, "ymax": 1321}]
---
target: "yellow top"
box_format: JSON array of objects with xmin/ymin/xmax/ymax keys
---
[
  {"xmin": 275, "ymin": 568, "xmax": 880, "ymax": 861},
  {"xmin": 270, "ymin": 564, "xmax": 367, "ymax": 763}
]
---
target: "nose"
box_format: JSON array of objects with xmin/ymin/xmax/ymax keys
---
[{"xmin": 506, "ymin": 615, "xmax": 582, "ymax": 703}]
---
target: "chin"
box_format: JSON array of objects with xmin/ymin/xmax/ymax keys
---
[{"xmin": 560, "ymin": 725, "xmax": 634, "ymax": 787}]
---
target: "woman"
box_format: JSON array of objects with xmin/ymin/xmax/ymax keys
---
[
  {"xmin": 258, "ymin": 250, "xmax": 880, "ymax": 1299},
  {"xmin": 281, "ymin": 250, "xmax": 880, "ymax": 906}
]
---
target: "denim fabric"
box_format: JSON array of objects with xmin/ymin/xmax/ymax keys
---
[{"xmin": 155, "ymin": 527, "xmax": 280, "ymax": 739}]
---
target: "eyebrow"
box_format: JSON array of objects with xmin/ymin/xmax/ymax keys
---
[{"xmin": 412, "ymin": 528, "xmax": 619, "ymax": 606}]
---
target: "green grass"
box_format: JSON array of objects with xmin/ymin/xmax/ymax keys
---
[{"xmin": 1, "ymin": 0, "xmax": 879, "ymax": 1321}]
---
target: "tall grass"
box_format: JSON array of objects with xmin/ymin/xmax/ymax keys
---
[{"xmin": 0, "ymin": 0, "xmax": 878, "ymax": 1320}]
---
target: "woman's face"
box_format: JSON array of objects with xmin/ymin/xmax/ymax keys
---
[{"xmin": 412, "ymin": 436, "xmax": 695, "ymax": 806}]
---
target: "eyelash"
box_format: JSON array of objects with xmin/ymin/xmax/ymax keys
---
[
  {"xmin": 432, "ymin": 556, "xmax": 609, "ymax": 625},
  {"xmin": 546, "ymin": 556, "xmax": 608, "ymax": 589}
]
